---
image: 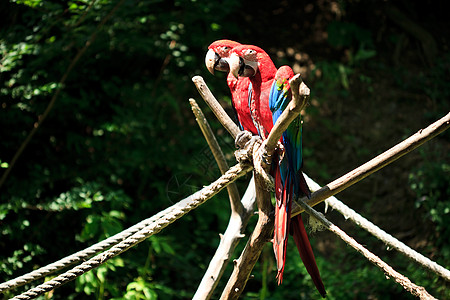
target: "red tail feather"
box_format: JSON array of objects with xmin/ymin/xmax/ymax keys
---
[
  {"xmin": 273, "ymin": 168, "xmax": 297, "ymax": 285},
  {"xmin": 291, "ymin": 215, "xmax": 326, "ymax": 297}
]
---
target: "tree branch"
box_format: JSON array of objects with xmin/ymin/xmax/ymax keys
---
[
  {"xmin": 190, "ymin": 98, "xmax": 257, "ymax": 299},
  {"xmin": 191, "ymin": 77, "xmax": 449, "ymax": 298},
  {"xmin": 263, "ymin": 74, "xmax": 309, "ymax": 156},
  {"xmin": 193, "ymin": 177, "xmax": 256, "ymax": 300},
  {"xmin": 219, "ymin": 172, "xmax": 274, "ymax": 300},
  {"xmin": 189, "ymin": 98, "xmax": 243, "ymax": 214},
  {"xmin": 296, "ymin": 199, "xmax": 438, "ymax": 300},
  {"xmin": 192, "ymin": 76, "xmax": 241, "ymax": 139},
  {"xmin": 292, "ymin": 112, "xmax": 450, "ymax": 216}
]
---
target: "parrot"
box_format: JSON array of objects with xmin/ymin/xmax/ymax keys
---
[
  {"xmin": 228, "ymin": 44, "xmax": 326, "ymax": 297},
  {"xmin": 227, "ymin": 45, "xmax": 276, "ymax": 140},
  {"xmin": 205, "ymin": 40, "xmax": 275, "ymax": 139},
  {"xmin": 205, "ymin": 40, "xmax": 258, "ymax": 135}
]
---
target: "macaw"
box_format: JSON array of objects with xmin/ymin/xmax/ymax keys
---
[
  {"xmin": 229, "ymin": 45, "xmax": 326, "ymax": 297},
  {"xmin": 205, "ymin": 40, "xmax": 275, "ymax": 139},
  {"xmin": 205, "ymin": 40, "xmax": 258, "ymax": 135}
]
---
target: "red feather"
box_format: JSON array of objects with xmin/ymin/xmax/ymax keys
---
[
  {"xmin": 215, "ymin": 42, "xmax": 326, "ymax": 297},
  {"xmin": 291, "ymin": 215, "xmax": 326, "ymax": 297}
]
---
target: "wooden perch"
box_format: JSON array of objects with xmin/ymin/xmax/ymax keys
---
[
  {"xmin": 296, "ymin": 199, "xmax": 438, "ymax": 300},
  {"xmin": 192, "ymin": 76, "xmax": 241, "ymax": 139},
  {"xmin": 292, "ymin": 111, "xmax": 450, "ymax": 216},
  {"xmin": 190, "ymin": 98, "xmax": 257, "ymax": 299},
  {"xmin": 220, "ymin": 173, "xmax": 274, "ymax": 300},
  {"xmin": 189, "ymin": 98, "xmax": 243, "ymax": 214},
  {"xmin": 192, "ymin": 75, "xmax": 450, "ymax": 299},
  {"xmin": 263, "ymin": 74, "xmax": 309, "ymax": 156}
]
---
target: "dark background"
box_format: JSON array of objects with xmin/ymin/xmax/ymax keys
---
[{"xmin": 1, "ymin": 0, "xmax": 449, "ymax": 299}]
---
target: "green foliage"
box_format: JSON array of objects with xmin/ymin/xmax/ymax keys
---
[
  {"xmin": 1, "ymin": 0, "xmax": 448, "ymax": 299},
  {"xmin": 409, "ymin": 146, "xmax": 450, "ymax": 247},
  {"xmin": 1, "ymin": 0, "xmax": 241, "ymax": 298}
]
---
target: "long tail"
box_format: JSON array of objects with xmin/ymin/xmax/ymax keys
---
[
  {"xmin": 273, "ymin": 166, "xmax": 292, "ymax": 285},
  {"xmin": 291, "ymin": 215, "xmax": 327, "ymax": 298}
]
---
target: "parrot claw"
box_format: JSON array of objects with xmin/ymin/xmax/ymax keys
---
[
  {"xmin": 234, "ymin": 130, "xmax": 253, "ymax": 149},
  {"xmin": 253, "ymin": 139, "xmax": 275, "ymax": 191},
  {"xmin": 234, "ymin": 134, "xmax": 260, "ymax": 164}
]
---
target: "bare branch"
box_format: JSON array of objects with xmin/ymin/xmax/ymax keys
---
[
  {"xmin": 263, "ymin": 74, "xmax": 310, "ymax": 156},
  {"xmin": 193, "ymin": 177, "xmax": 256, "ymax": 300},
  {"xmin": 220, "ymin": 172, "xmax": 274, "ymax": 300},
  {"xmin": 296, "ymin": 200, "xmax": 438, "ymax": 300},
  {"xmin": 192, "ymin": 76, "xmax": 241, "ymax": 139},
  {"xmin": 292, "ymin": 112, "xmax": 450, "ymax": 216},
  {"xmin": 190, "ymin": 98, "xmax": 257, "ymax": 299},
  {"xmin": 189, "ymin": 98, "xmax": 243, "ymax": 214}
]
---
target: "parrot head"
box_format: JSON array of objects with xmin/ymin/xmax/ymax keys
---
[
  {"xmin": 228, "ymin": 45, "xmax": 267, "ymax": 79},
  {"xmin": 205, "ymin": 40, "xmax": 241, "ymax": 75}
]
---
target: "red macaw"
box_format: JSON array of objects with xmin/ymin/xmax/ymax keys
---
[
  {"xmin": 227, "ymin": 45, "xmax": 276, "ymax": 140},
  {"xmin": 229, "ymin": 45, "xmax": 326, "ymax": 298},
  {"xmin": 205, "ymin": 40, "xmax": 258, "ymax": 135}
]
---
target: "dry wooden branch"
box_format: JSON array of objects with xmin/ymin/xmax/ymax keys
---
[
  {"xmin": 219, "ymin": 173, "xmax": 274, "ymax": 300},
  {"xmin": 263, "ymin": 74, "xmax": 309, "ymax": 156},
  {"xmin": 190, "ymin": 98, "xmax": 257, "ymax": 299},
  {"xmin": 192, "ymin": 76, "xmax": 241, "ymax": 139},
  {"xmin": 189, "ymin": 98, "xmax": 243, "ymax": 214},
  {"xmin": 292, "ymin": 112, "xmax": 450, "ymax": 216},
  {"xmin": 193, "ymin": 177, "xmax": 256, "ymax": 300},
  {"xmin": 296, "ymin": 199, "xmax": 438, "ymax": 300},
  {"xmin": 192, "ymin": 76, "xmax": 450, "ymax": 298}
]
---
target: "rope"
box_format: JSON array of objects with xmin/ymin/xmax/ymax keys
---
[
  {"xmin": 296, "ymin": 198, "xmax": 437, "ymax": 300},
  {"xmin": 9, "ymin": 163, "xmax": 252, "ymax": 300},
  {"xmin": 1, "ymin": 211, "xmax": 167, "ymax": 292},
  {"xmin": 303, "ymin": 173, "xmax": 450, "ymax": 282}
]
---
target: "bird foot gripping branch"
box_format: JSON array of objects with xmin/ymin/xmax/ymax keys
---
[
  {"xmin": 233, "ymin": 132, "xmax": 275, "ymax": 191},
  {"xmin": 251, "ymin": 139, "xmax": 275, "ymax": 191}
]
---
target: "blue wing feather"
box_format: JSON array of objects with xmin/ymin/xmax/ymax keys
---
[
  {"xmin": 270, "ymin": 66, "xmax": 322, "ymax": 295},
  {"xmin": 269, "ymin": 66, "xmax": 304, "ymax": 196}
]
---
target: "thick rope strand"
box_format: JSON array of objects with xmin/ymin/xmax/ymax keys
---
[
  {"xmin": 1, "ymin": 209, "xmax": 173, "ymax": 292},
  {"xmin": 303, "ymin": 173, "xmax": 450, "ymax": 282},
  {"xmin": 10, "ymin": 163, "xmax": 252, "ymax": 300}
]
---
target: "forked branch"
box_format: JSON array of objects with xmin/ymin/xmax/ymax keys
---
[
  {"xmin": 190, "ymin": 98, "xmax": 257, "ymax": 299},
  {"xmin": 192, "ymin": 76, "xmax": 450, "ymax": 299}
]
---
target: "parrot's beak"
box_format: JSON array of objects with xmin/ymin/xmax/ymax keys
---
[
  {"xmin": 205, "ymin": 49, "xmax": 230, "ymax": 75},
  {"xmin": 205, "ymin": 49, "xmax": 217, "ymax": 75},
  {"xmin": 229, "ymin": 52, "xmax": 257, "ymax": 79},
  {"xmin": 229, "ymin": 52, "xmax": 242, "ymax": 79}
]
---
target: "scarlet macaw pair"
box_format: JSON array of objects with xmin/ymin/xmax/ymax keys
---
[{"xmin": 205, "ymin": 40, "xmax": 326, "ymax": 297}]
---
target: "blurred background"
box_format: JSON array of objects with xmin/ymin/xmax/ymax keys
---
[{"xmin": 1, "ymin": 0, "xmax": 449, "ymax": 299}]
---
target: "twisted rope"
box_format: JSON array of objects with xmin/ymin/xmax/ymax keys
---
[
  {"xmin": 303, "ymin": 173, "xmax": 450, "ymax": 282},
  {"xmin": 9, "ymin": 163, "xmax": 252, "ymax": 300},
  {"xmin": 1, "ymin": 211, "xmax": 166, "ymax": 292},
  {"xmin": 296, "ymin": 199, "xmax": 437, "ymax": 300}
]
